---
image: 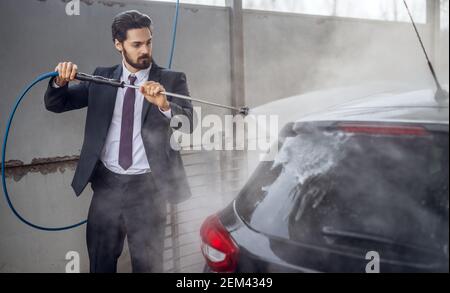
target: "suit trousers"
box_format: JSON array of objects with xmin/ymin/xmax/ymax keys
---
[{"xmin": 87, "ymin": 162, "xmax": 167, "ymax": 273}]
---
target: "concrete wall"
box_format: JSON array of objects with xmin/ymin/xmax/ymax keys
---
[
  {"xmin": 0, "ymin": 0, "xmax": 447, "ymax": 272},
  {"xmin": 243, "ymin": 8, "xmax": 442, "ymax": 107}
]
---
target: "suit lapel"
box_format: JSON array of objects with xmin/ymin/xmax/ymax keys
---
[
  {"xmin": 142, "ymin": 62, "xmax": 162, "ymax": 125},
  {"xmin": 91, "ymin": 64, "xmax": 123, "ymax": 145},
  {"xmin": 104, "ymin": 64, "xmax": 123, "ymax": 127}
]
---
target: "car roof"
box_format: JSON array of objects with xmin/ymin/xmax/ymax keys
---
[{"xmin": 296, "ymin": 89, "xmax": 449, "ymax": 126}]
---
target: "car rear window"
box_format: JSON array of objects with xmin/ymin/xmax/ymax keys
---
[{"xmin": 236, "ymin": 123, "xmax": 449, "ymax": 258}]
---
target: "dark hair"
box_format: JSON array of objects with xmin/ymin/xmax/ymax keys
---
[{"xmin": 111, "ymin": 10, "xmax": 153, "ymax": 43}]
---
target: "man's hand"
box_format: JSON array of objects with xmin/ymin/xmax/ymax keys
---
[
  {"xmin": 140, "ymin": 81, "xmax": 171, "ymax": 111},
  {"xmin": 54, "ymin": 62, "xmax": 78, "ymax": 87}
]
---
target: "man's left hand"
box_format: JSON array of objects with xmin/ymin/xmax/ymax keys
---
[{"xmin": 140, "ymin": 81, "xmax": 171, "ymax": 111}]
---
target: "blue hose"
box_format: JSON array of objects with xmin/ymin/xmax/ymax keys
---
[
  {"xmin": 1, "ymin": 1, "xmax": 181, "ymax": 232},
  {"xmin": 167, "ymin": 0, "xmax": 180, "ymax": 69},
  {"xmin": 1, "ymin": 71, "xmax": 88, "ymax": 231}
]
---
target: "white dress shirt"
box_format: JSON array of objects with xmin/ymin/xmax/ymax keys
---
[{"xmin": 100, "ymin": 63, "xmax": 172, "ymax": 175}]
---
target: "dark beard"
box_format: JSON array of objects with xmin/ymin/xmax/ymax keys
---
[{"xmin": 123, "ymin": 48, "xmax": 151, "ymax": 70}]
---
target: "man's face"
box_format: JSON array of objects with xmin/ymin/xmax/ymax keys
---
[{"xmin": 116, "ymin": 28, "xmax": 152, "ymax": 70}]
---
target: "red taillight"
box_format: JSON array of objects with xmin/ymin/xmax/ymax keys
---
[
  {"xmin": 200, "ymin": 215, "xmax": 239, "ymax": 273},
  {"xmin": 339, "ymin": 123, "xmax": 428, "ymax": 136}
]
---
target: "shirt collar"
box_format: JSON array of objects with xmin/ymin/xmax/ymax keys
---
[{"xmin": 121, "ymin": 62, "xmax": 152, "ymax": 85}]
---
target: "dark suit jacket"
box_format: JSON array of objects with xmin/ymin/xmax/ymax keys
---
[{"xmin": 44, "ymin": 62, "xmax": 193, "ymax": 204}]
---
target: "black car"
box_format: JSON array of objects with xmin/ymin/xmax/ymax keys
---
[{"xmin": 200, "ymin": 89, "xmax": 449, "ymax": 273}]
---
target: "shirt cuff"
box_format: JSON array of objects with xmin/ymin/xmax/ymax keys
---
[
  {"xmin": 159, "ymin": 106, "xmax": 172, "ymax": 119},
  {"xmin": 51, "ymin": 79, "xmax": 61, "ymax": 89}
]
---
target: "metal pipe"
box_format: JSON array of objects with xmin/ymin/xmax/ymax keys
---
[
  {"xmin": 75, "ymin": 72, "xmax": 250, "ymax": 116},
  {"xmin": 122, "ymin": 83, "xmax": 249, "ymax": 115}
]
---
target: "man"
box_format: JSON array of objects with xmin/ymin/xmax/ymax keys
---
[{"xmin": 44, "ymin": 10, "xmax": 193, "ymax": 273}]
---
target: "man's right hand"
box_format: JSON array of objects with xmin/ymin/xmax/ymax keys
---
[{"xmin": 54, "ymin": 62, "xmax": 78, "ymax": 87}]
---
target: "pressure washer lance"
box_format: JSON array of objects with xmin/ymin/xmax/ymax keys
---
[{"xmin": 75, "ymin": 72, "xmax": 250, "ymax": 116}]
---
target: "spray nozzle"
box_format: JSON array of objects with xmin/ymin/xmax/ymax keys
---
[{"xmin": 239, "ymin": 106, "xmax": 250, "ymax": 116}]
